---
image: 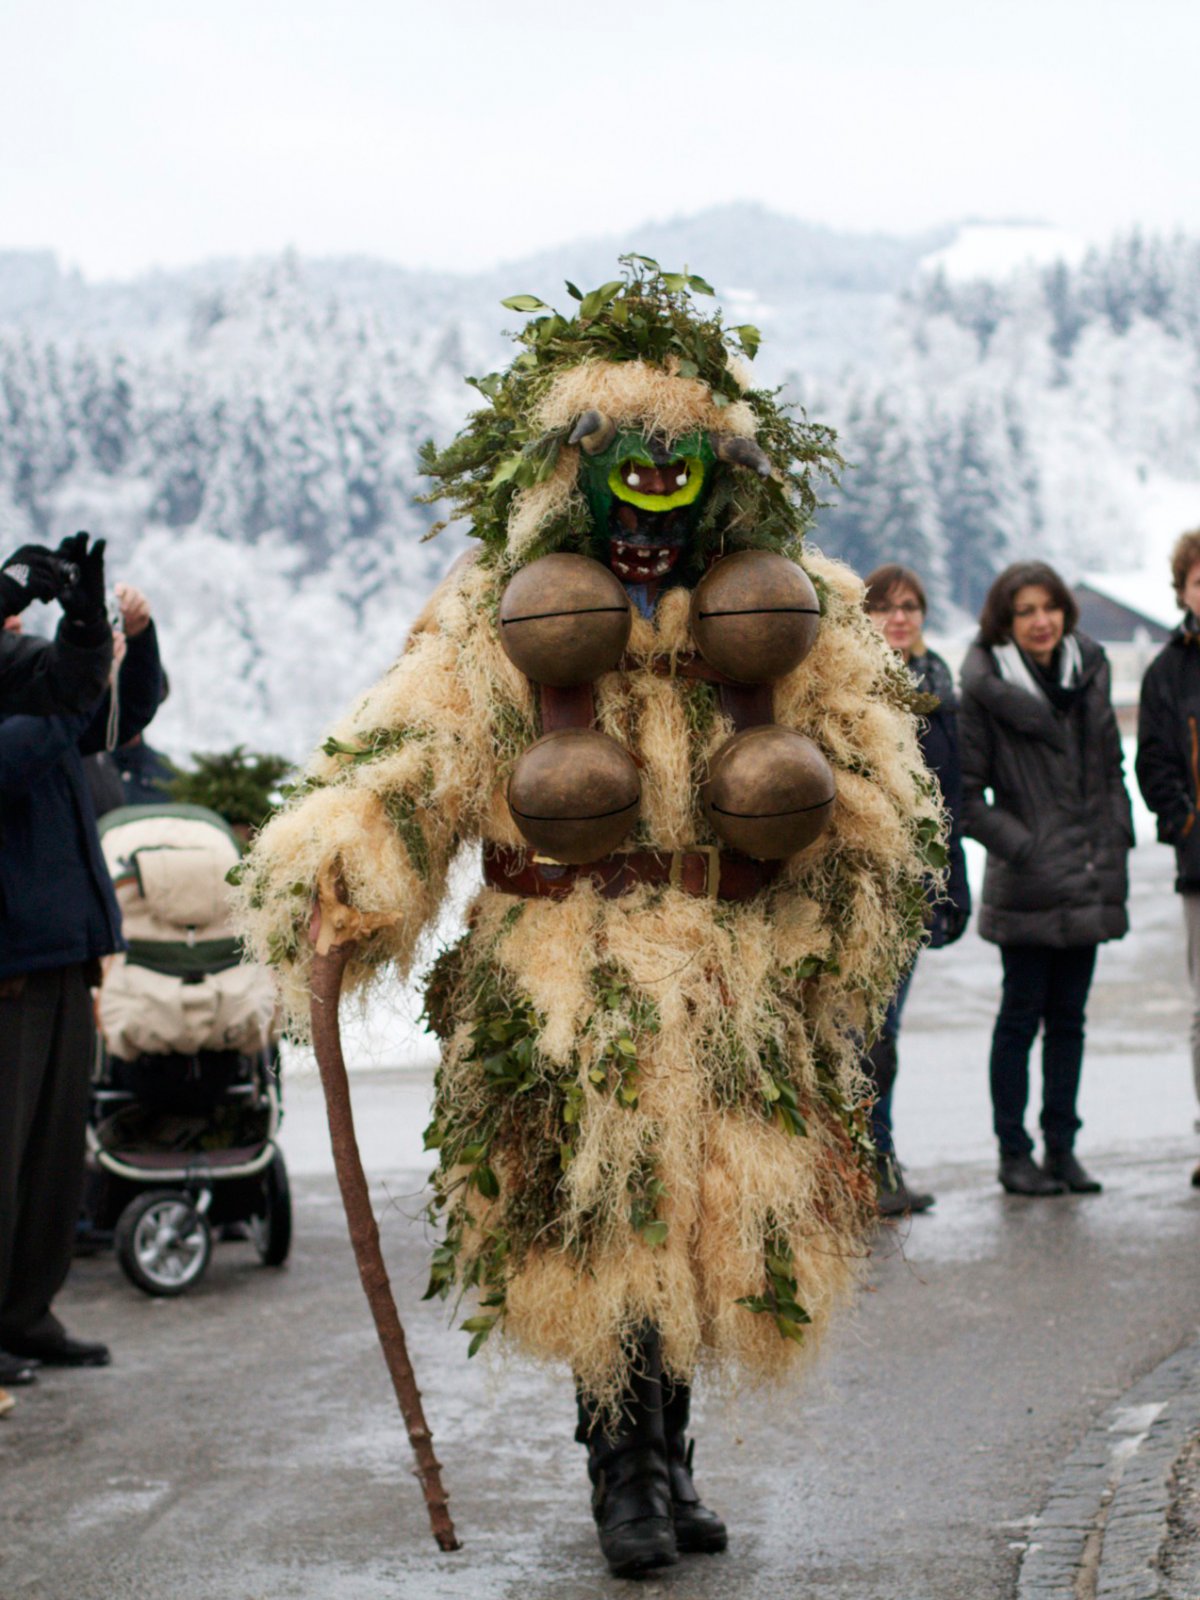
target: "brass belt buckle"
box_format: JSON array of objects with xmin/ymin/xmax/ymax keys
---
[{"xmin": 670, "ymin": 846, "xmax": 721, "ymax": 898}]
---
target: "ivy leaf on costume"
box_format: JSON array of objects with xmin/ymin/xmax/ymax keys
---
[
  {"xmin": 731, "ymin": 324, "xmax": 762, "ymax": 360},
  {"xmin": 472, "ymin": 1165, "xmax": 500, "ymax": 1200}
]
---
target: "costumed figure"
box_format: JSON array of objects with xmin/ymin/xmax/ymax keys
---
[{"xmin": 235, "ymin": 260, "xmax": 942, "ymax": 1577}]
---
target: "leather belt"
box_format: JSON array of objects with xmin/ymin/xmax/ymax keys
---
[{"xmin": 482, "ymin": 843, "xmax": 780, "ymax": 902}]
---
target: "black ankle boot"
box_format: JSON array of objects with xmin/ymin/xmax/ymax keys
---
[
  {"xmin": 577, "ymin": 1332, "xmax": 677, "ymax": 1577},
  {"xmin": 999, "ymin": 1151, "xmax": 1067, "ymax": 1196},
  {"xmin": 876, "ymin": 1152, "xmax": 935, "ymax": 1217},
  {"xmin": 1043, "ymin": 1150, "xmax": 1102, "ymax": 1193},
  {"xmin": 661, "ymin": 1379, "xmax": 728, "ymax": 1554}
]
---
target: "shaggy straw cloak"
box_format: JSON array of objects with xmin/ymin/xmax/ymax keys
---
[{"xmin": 236, "ymin": 283, "xmax": 940, "ymax": 1408}]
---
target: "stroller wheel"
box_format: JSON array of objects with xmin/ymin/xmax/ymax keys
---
[
  {"xmin": 247, "ymin": 1150, "xmax": 292, "ymax": 1268},
  {"xmin": 115, "ymin": 1190, "xmax": 212, "ymax": 1297}
]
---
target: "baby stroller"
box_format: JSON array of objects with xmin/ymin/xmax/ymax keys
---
[{"xmin": 86, "ymin": 803, "xmax": 290, "ymax": 1297}]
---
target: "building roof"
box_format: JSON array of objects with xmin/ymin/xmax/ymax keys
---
[{"xmin": 1075, "ymin": 571, "xmax": 1181, "ymax": 633}]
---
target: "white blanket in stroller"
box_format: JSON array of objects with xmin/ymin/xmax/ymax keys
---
[{"xmin": 99, "ymin": 807, "xmax": 279, "ymax": 1063}]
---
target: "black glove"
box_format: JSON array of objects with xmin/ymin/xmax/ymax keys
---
[
  {"xmin": 937, "ymin": 902, "xmax": 971, "ymax": 946},
  {"xmin": 0, "ymin": 544, "xmax": 70, "ymax": 618},
  {"xmin": 55, "ymin": 532, "xmax": 107, "ymax": 626}
]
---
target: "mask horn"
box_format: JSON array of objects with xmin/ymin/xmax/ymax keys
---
[
  {"xmin": 712, "ymin": 434, "xmax": 773, "ymax": 479},
  {"xmin": 568, "ymin": 409, "xmax": 617, "ymax": 456}
]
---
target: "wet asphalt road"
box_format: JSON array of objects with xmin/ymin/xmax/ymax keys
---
[{"xmin": 4, "ymin": 842, "xmax": 1200, "ymax": 1600}]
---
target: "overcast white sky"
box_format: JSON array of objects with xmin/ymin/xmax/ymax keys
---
[{"xmin": 2, "ymin": 0, "xmax": 1196, "ymax": 280}]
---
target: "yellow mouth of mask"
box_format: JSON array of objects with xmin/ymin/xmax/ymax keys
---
[{"xmin": 607, "ymin": 457, "xmax": 706, "ymax": 513}]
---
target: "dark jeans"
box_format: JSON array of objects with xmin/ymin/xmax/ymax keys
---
[
  {"xmin": 989, "ymin": 944, "xmax": 1098, "ymax": 1158},
  {"xmin": 867, "ymin": 959, "xmax": 916, "ymax": 1156},
  {"xmin": 0, "ymin": 964, "xmax": 94, "ymax": 1343}
]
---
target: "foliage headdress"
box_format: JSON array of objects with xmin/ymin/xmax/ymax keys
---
[{"xmin": 419, "ymin": 255, "xmax": 843, "ymax": 576}]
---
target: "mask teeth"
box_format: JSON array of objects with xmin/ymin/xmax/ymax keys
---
[{"xmin": 610, "ymin": 538, "xmax": 681, "ymax": 584}]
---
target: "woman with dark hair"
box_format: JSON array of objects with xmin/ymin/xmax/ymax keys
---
[
  {"xmin": 863, "ymin": 565, "xmax": 971, "ymax": 1215},
  {"xmin": 1136, "ymin": 528, "xmax": 1200, "ymax": 1188},
  {"xmin": 960, "ymin": 561, "xmax": 1132, "ymax": 1196}
]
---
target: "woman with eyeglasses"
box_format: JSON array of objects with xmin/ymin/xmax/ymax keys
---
[
  {"xmin": 863, "ymin": 565, "xmax": 971, "ymax": 1215},
  {"xmin": 960, "ymin": 562, "xmax": 1132, "ymax": 1196}
]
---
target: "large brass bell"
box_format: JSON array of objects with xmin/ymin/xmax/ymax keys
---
[
  {"xmin": 702, "ymin": 726, "xmax": 835, "ymax": 859},
  {"xmin": 508, "ymin": 728, "xmax": 641, "ymax": 864},
  {"xmin": 690, "ymin": 550, "xmax": 820, "ymax": 684},
  {"xmin": 499, "ymin": 554, "xmax": 632, "ymax": 688}
]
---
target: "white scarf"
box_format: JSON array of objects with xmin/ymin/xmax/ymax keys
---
[{"xmin": 992, "ymin": 634, "xmax": 1082, "ymax": 703}]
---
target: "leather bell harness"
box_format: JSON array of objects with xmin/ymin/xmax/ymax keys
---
[{"xmin": 483, "ymin": 653, "xmax": 781, "ymax": 904}]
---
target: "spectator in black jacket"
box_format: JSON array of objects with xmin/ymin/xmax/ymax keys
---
[
  {"xmin": 0, "ymin": 583, "xmax": 162, "ymax": 1389},
  {"xmin": 863, "ymin": 565, "xmax": 971, "ymax": 1216},
  {"xmin": 1134, "ymin": 527, "xmax": 1200, "ymax": 1188},
  {"xmin": 0, "ymin": 535, "xmax": 113, "ymax": 716},
  {"xmin": 960, "ymin": 562, "xmax": 1132, "ymax": 1198}
]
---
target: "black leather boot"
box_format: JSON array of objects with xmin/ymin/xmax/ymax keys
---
[
  {"xmin": 998, "ymin": 1151, "xmax": 1067, "ymax": 1196},
  {"xmin": 576, "ymin": 1332, "xmax": 677, "ymax": 1577},
  {"xmin": 661, "ymin": 1379, "xmax": 728, "ymax": 1554},
  {"xmin": 1043, "ymin": 1150, "xmax": 1102, "ymax": 1193},
  {"xmin": 876, "ymin": 1152, "xmax": 935, "ymax": 1216}
]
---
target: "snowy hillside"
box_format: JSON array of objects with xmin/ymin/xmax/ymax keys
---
[
  {"xmin": 805, "ymin": 228, "xmax": 1200, "ymax": 629},
  {"xmin": 1, "ymin": 210, "xmax": 1198, "ymax": 760},
  {"xmin": 920, "ymin": 221, "xmax": 1089, "ymax": 284}
]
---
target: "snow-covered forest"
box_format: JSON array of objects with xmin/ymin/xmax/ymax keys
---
[
  {"xmin": 0, "ymin": 211, "xmax": 1197, "ymax": 757},
  {"xmin": 811, "ymin": 230, "xmax": 1200, "ymax": 622}
]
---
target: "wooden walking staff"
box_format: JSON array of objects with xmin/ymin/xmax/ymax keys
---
[{"xmin": 308, "ymin": 876, "xmax": 460, "ymax": 1552}]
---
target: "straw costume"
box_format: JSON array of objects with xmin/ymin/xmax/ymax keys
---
[{"xmin": 236, "ymin": 260, "xmax": 941, "ymax": 1575}]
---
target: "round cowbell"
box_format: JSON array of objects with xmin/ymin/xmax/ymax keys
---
[
  {"xmin": 702, "ymin": 725, "xmax": 835, "ymax": 859},
  {"xmin": 690, "ymin": 550, "xmax": 820, "ymax": 684},
  {"xmin": 499, "ymin": 554, "xmax": 632, "ymax": 687},
  {"xmin": 507, "ymin": 727, "xmax": 641, "ymax": 864}
]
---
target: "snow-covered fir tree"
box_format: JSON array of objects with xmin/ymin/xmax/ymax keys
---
[{"xmin": 0, "ymin": 216, "xmax": 1196, "ymax": 753}]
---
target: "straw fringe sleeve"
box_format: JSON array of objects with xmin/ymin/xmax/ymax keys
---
[{"xmin": 233, "ymin": 558, "xmax": 532, "ymax": 1033}]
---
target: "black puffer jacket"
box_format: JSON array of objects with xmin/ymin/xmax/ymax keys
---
[
  {"xmin": 0, "ymin": 614, "xmax": 113, "ymax": 715},
  {"xmin": 1135, "ymin": 621, "xmax": 1200, "ymax": 892},
  {"xmin": 959, "ymin": 633, "xmax": 1132, "ymax": 948}
]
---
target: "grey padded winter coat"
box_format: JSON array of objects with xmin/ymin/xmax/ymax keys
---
[{"xmin": 959, "ymin": 633, "xmax": 1133, "ymax": 948}]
